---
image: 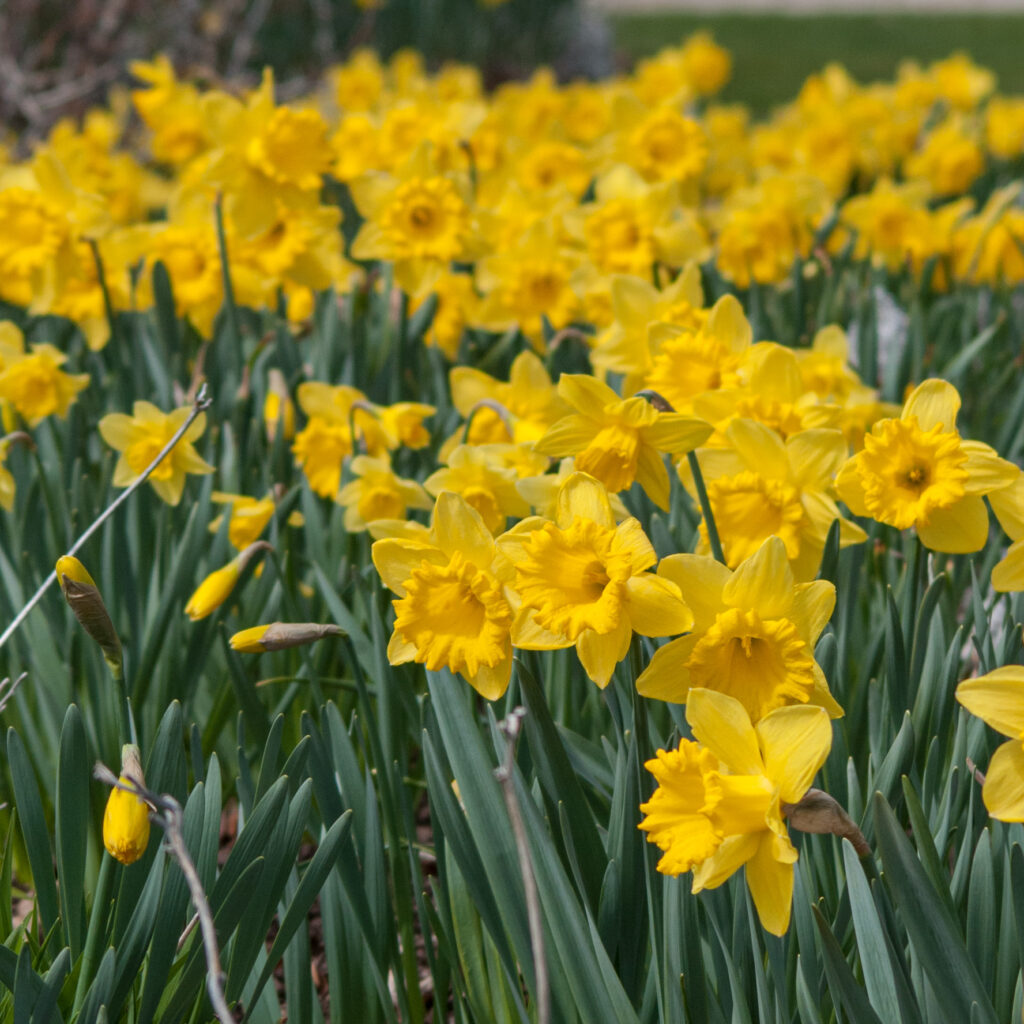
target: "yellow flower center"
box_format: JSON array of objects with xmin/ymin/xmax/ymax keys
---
[
  {"xmin": 576, "ymin": 423, "xmax": 641, "ymax": 494},
  {"xmin": 292, "ymin": 418, "xmax": 352, "ymax": 498},
  {"xmin": 0, "ymin": 188, "xmax": 67, "ymax": 276},
  {"xmin": 515, "ymin": 517, "xmax": 632, "ymax": 640},
  {"xmin": 585, "ymin": 199, "xmax": 653, "ymax": 274},
  {"xmin": 393, "ymin": 552, "xmax": 512, "ymax": 676},
  {"xmin": 126, "ymin": 428, "xmax": 176, "ymax": 480},
  {"xmin": 646, "ymin": 332, "xmax": 735, "ymax": 414},
  {"xmin": 704, "ymin": 471, "xmax": 806, "ymax": 567},
  {"xmin": 247, "ymin": 108, "xmax": 332, "ymax": 190},
  {"xmin": 631, "ymin": 111, "xmax": 706, "ymax": 181},
  {"xmin": 358, "ymin": 483, "xmax": 405, "ymax": 524},
  {"xmin": 383, "ymin": 177, "xmax": 469, "ymax": 261},
  {"xmin": 686, "ymin": 608, "xmax": 816, "ymax": 722},
  {"xmin": 858, "ymin": 417, "xmax": 968, "ymax": 530}
]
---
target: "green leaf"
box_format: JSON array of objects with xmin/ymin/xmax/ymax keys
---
[
  {"xmin": 55, "ymin": 704, "xmax": 89, "ymax": 960},
  {"xmin": 873, "ymin": 792, "xmax": 998, "ymax": 1023},
  {"xmin": 242, "ymin": 810, "xmax": 353, "ymax": 1019},
  {"xmin": 813, "ymin": 906, "xmax": 882, "ymax": 1024},
  {"xmin": 77, "ymin": 947, "xmax": 116, "ymax": 1024},
  {"xmin": 6, "ymin": 728, "xmax": 60, "ymax": 941},
  {"xmin": 841, "ymin": 840, "xmax": 904, "ymax": 1023}
]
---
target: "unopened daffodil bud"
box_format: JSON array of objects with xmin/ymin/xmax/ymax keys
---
[
  {"xmin": 56, "ymin": 555, "xmax": 123, "ymax": 676},
  {"xmin": 184, "ymin": 541, "xmax": 271, "ymax": 621},
  {"xmin": 103, "ymin": 744, "xmax": 150, "ymax": 865},
  {"xmin": 264, "ymin": 370, "xmax": 295, "ymax": 442},
  {"xmin": 229, "ymin": 622, "xmax": 345, "ymax": 653}
]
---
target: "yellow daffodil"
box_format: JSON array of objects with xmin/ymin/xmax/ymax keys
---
[
  {"xmin": 835, "ymin": 379, "xmax": 1019, "ymax": 552},
  {"xmin": 99, "ymin": 401, "xmax": 214, "ymax": 506},
  {"xmin": 684, "ymin": 419, "xmax": 867, "ymax": 577},
  {"xmin": 497, "ymin": 472, "xmax": 692, "ymax": 688},
  {"xmin": 337, "ymin": 455, "xmax": 432, "ymax": 532},
  {"xmin": 0, "ymin": 323, "xmax": 88, "ymax": 426},
  {"xmin": 264, "ymin": 370, "xmax": 295, "ymax": 441},
  {"xmin": 588, "ymin": 264, "xmax": 706, "ymax": 386},
  {"xmin": 639, "ymin": 688, "xmax": 832, "ymax": 935},
  {"xmin": 986, "ymin": 475, "xmax": 1024, "ymax": 591},
  {"xmin": 424, "ymin": 445, "xmax": 531, "ymax": 535},
  {"xmin": 103, "ymin": 745, "xmax": 151, "ymax": 865},
  {"xmin": 448, "ymin": 350, "xmax": 568, "ymax": 449},
  {"xmin": 640, "ymin": 293, "xmax": 750, "ymax": 417},
  {"xmin": 956, "ymin": 668, "xmax": 1024, "ymax": 820},
  {"xmin": 636, "ymin": 535, "xmax": 841, "ymax": 721},
  {"xmin": 372, "ymin": 492, "xmax": 514, "ymax": 700},
  {"xmin": 535, "ymin": 375, "xmax": 712, "ymax": 510}
]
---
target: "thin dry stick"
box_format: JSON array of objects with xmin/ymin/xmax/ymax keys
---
[
  {"xmin": 494, "ymin": 708, "xmax": 550, "ymax": 1024},
  {"xmin": 94, "ymin": 763, "xmax": 233, "ymax": 1024},
  {"xmin": 0, "ymin": 384, "xmax": 212, "ymax": 654}
]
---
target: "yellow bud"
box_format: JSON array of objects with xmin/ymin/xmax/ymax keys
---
[
  {"xmin": 56, "ymin": 555, "xmax": 96, "ymax": 588},
  {"xmin": 184, "ymin": 562, "xmax": 240, "ymax": 621},
  {"xmin": 184, "ymin": 541, "xmax": 271, "ymax": 621},
  {"xmin": 229, "ymin": 624, "xmax": 271, "ymax": 652},
  {"xmin": 102, "ymin": 745, "xmax": 150, "ymax": 865},
  {"xmin": 264, "ymin": 370, "xmax": 295, "ymax": 442},
  {"xmin": 229, "ymin": 622, "xmax": 345, "ymax": 653}
]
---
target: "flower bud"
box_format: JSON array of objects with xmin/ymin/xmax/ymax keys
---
[
  {"xmin": 184, "ymin": 541, "xmax": 271, "ymax": 621},
  {"xmin": 229, "ymin": 622, "xmax": 345, "ymax": 653},
  {"xmin": 102, "ymin": 744, "xmax": 150, "ymax": 865},
  {"xmin": 264, "ymin": 370, "xmax": 295, "ymax": 442},
  {"xmin": 56, "ymin": 555, "xmax": 122, "ymax": 676}
]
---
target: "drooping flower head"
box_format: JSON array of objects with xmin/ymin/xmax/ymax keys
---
[{"xmin": 640, "ymin": 688, "xmax": 832, "ymax": 935}]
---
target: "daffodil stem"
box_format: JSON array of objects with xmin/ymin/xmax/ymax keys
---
[
  {"xmin": 214, "ymin": 193, "xmax": 243, "ymax": 366},
  {"xmin": 687, "ymin": 450, "xmax": 725, "ymax": 564},
  {"xmin": 72, "ymin": 852, "xmax": 115, "ymax": 1015},
  {"xmin": 0, "ymin": 386, "xmax": 212, "ymax": 655}
]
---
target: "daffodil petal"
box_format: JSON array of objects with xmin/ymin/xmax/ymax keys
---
[
  {"xmin": 989, "ymin": 475, "xmax": 1024, "ymax": 540},
  {"xmin": 634, "ymin": 443, "xmax": 670, "ymax": 510},
  {"xmin": 992, "ymin": 540, "xmax": 1024, "ymax": 592},
  {"xmin": 635, "ymin": 635, "xmax": 698, "ymax": 702},
  {"xmin": 534, "ymin": 415, "xmax": 595, "ymax": 457},
  {"xmin": 786, "ymin": 429, "xmax": 848, "ymax": 489},
  {"xmin": 788, "ymin": 581, "xmax": 836, "ymax": 643},
  {"xmin": 467, "ymin": 656, "xmax": 513, "ymax": 701},
  {"xmin": 627, "ymin": 575, "xmax": 693, "ymax": 637},
  {"xmin": 433, "ymin": 492, "xmax": 494, "ymax": 566},
  {"xmin": 960, "ymin": 440, "xmax": 1020, "ymax": 495},
  {"xmin": 556, "ymin": 472, "xmax": 615, "ymax": 529},
  {"xmin": 901, "ymin": 378, "xmax": 960, "ymax": 432},
  {"xmin": 558, "ymin": 374, "xmax": 617, "ymax": 419},
  {"xmin": 372, "ymin": 539, "xmax": 444, "ymax": 595},
  {"xmin": 726, "ymin": 419, "xmax": 789, "ymax": 480},
  {"xmin": 834, "ymin": 457, "xmax": 869, "ymax": 516},
  {"xmin": 691, "ymin": 832, "xmax": 759, "ymax": 891},
  {"xmin": 982, "ymin": 740, "xmax": 1024, "ymax": 821},
  {"xmin": 687, "ymin": 688, "xmax": 763, "ymax": 776},
  {"xmin": 956, "ymin": 667, "xmax": 1024, "ymax": 738},
  {"xmin": 745, "ymin": 834, "xmax": 795, "ymax": 936},
  {"xmin": 577, "ymin": 618, "xmax": 631, "ymax": 688},
  {"xmin": 917, "ymin": 495, "xmax": 989, "ymax": 553},
  {"xmin": 756, "ymin": 704, "xmax": 832, "ymax": 804},
  {"xmin": 657, "ymin": 554, "xmax": 730, "ymax": 631},
  {"xmin": 722, "ymin": 535, "xmax": 794, "ymax": 619}
]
